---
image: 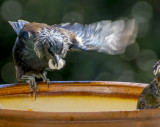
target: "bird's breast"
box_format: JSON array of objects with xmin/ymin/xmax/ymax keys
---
[{"xmin": 13, "ymin": 39, "xmax": 48, "ymax": 72}]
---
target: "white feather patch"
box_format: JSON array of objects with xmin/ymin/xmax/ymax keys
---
[
  {"xmin": 48, "ymin": 59, "xmax": 65, "ymax": 70},
  {"xmin": 76, "ymin": 36, "xmax": 84, "ymax": 46}
]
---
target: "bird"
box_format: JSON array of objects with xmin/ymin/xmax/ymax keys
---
[
  {"xmin": 137, "ymin": 61, "xmax": 160, "ymax": 109},
  {"xmin": 9, "ymin": 19, "xmax": 138, "ymax": 98},
  {"xmin": 137, "ymin": 78, "xmax": 160, "ymax": 109}
]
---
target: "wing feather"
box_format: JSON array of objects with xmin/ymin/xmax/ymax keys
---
[{"xmin": 54, "ymin": 19, "xmax": 138, "ymax": 55}]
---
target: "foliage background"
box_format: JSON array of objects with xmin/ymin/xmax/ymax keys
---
[{"xmin": 0, "ymin": 0, "xmax": 159, "ymax": 84}]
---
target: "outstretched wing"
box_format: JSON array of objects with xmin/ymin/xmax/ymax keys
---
[{"xmin": 54, "ymin": 19, "xmax": 138, "ymax": 55}]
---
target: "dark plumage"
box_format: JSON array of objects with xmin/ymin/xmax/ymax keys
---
[
  {"xmin": 137, "ymin": 61, "xmax": 160, "ymax": 109},
  {"xmin": 9, "ymin": 19, "xmax": 138, "ymax": 97},
  {"xmin": 137, "ymin": 78, "xmax": 160, "ymax": 109}
]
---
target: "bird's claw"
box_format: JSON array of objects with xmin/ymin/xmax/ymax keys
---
[
  {"xmin": 47, "ymin": 79, "xmax": 50, "ymax": 88},
  {"xmin": 43, "ymin": 78, "xmax": 50, "ymax": 88},
  {"xmin": 26, "ymin": 77, "xmax": 39, "ymax": 99},
  {"xmin": 42, "ymin": 72, "xmax": 50, "ymax": 88}
]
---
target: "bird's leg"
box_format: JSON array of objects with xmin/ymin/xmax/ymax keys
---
[
  {"xmin": 21, "ymin": 75, "xmax": 39, "ymax": 99},
  {"xmin": 41, "ymin": 72, "xmax": 50, "ymax": 87}
]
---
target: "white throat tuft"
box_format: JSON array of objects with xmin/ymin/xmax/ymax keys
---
[{"xmin": 48, "ymin": 59, "xmax": 65, "ymax": 70}]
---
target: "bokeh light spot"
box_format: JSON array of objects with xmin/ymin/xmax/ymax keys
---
[
  {"xmin": 117, "ymin": 70, "xmax": 135, "ymax": 82},
  {"xmin": 1, "ymin": 0, "xmax": 22, "ymax": 21},
  {"xmin": 96, "ymin": 72, "xmax": 113, "ymax": 81},
  {"xmin": 132, "ymin": 1, "xmax": 153, "ymax": 37},
  {"xmin": 136, "ymin": 50, "xmax": 158, "ymax": 71},
  {"xmin": 63, "ymin": 11, "xmax": 83, "ymax": 23},
  {"xmin": 120, "ymin": 43, "xmax": 139, "ymax": 61},
  {"xmin": 132, "ymin": 1, "xmax": 153, "ymax": 21}
]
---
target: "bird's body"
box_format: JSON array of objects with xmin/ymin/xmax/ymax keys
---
[
  {"xmin": 137, "ymin": 60, "xmax": 160, "ymax": 109},
  {"xmin": 137, "ymin": 78, "xmax": 160, "ymax": 109},
  {"xmin": 9, "ymin": 19, "xmax": 137, "ymax": 97},
  {"xmin": 13, "ymin": 22, "xmax": 73, "ymax": 78}
]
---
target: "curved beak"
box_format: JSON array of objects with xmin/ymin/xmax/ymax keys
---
[
  {"xmin": 48, "ymin": 55, "xmax": 60, "ymax": 69},
  {"xmin": 53, "ymin": 54, "xmax": 59, "ymax": 67}
]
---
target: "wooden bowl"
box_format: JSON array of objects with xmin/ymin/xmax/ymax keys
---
[{"xmin": 0, "ymin": 81, "xmax": 159, "ymax": 127}]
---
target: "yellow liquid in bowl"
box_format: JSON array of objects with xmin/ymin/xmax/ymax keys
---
[{"xmin": 0, "ymin": 96, "xmax": 137, "ymax": 112}]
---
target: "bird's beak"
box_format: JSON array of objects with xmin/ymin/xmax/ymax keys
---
[
  {"xmin": 48, "ymin": 55, "xmax": 60, "ymax": 69},
  {"xmin": 53, "ymin": 55, "xmax": 59, "ymax": 67}
]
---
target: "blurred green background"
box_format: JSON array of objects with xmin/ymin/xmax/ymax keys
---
[{"xmin": 0, "ymin": 0, "xmax": 159, "ymax": 84}]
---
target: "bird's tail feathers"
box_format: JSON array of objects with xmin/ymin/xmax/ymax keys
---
[{"xmin": 8, "ymin": 20, "xmax": 29, "ymax": 35}]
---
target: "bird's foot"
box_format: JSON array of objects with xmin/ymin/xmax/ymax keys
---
[
  {"xmin": 46, "ymin": 79, "xmax": 50, "ymax": 88},
  {"xmin": 22, "ymin": 76, "xmax": 39, "ymax": 99},
  {"xmin": 43, "ymin": 77, "xmax": 50, "ymax": 88},
  {"xmin": 42, "ymin": 72, "xmax": 50, "ymax": 88}
]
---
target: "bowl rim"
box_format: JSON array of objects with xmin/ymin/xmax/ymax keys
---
[{"xmin": 1, "ymin": 81, "xmax": 158, "ymax": 122}]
